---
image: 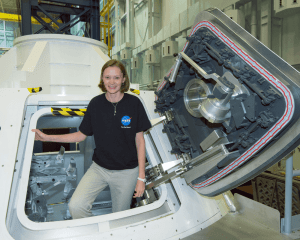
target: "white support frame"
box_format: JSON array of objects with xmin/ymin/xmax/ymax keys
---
[
  {"xmin": 16, "ymin": 107, "xmax": 169, "ymax": 231},
  {"xmin": 3, "ymin": 91, "xmax": 226, "ymax": 239}
]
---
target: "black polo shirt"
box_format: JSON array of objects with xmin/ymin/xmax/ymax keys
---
[{"xmin": 79, "ymin": 93, "xmax": 152, "ymax": 170}]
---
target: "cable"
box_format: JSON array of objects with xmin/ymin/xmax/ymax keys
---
[
  {"xmin": 133, "ymin": 20, "xmax": 149, "ymax": 50},
  {"xmin": 135, "ymin": 17, "xmax": 144, "ymax": 40}
]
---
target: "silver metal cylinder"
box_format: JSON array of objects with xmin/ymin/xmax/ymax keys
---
[
  {"xmin": 199, "ymin": 98, "xmax": 231, "ymax": 123},
  {"xmin": 183, "ymin": 79, "xmax": 213, "ymax": 118},
  {"xmin": 222, "ymin": 192, "xmax": 236, "ymax": 213},
  {"xmin": 169, "ymin": 54, "xmax": 182, "ymax": 83}
]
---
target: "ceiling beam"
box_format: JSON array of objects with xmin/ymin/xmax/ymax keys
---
[
  {"xmin": 0, "ymin": 12, "xmax": 63, "ymax": 25},
  {"xmin": 31, "ymin": 1, "xmax": 84, "ymax": 15},
  {"xmin": 38, "ymin": 0, "xmax": 98, "ymax": 7}
]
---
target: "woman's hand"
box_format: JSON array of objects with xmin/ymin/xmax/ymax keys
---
[
  {"xmin": 31, "ymin": 130, "xmax": 86, "ymax": 143},
  {"xmin": 31, "ymin": 129, "xmax": 48, "ymax": 141},
  {"xmin": 133, "ymin": 180, "xmax": 145, "ymax": 198}
]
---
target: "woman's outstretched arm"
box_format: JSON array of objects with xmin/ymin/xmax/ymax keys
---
[{"xmin": 31, "ymin": 129, "xmax": 87, "ymax": 143}]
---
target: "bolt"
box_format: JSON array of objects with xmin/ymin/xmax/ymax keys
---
[{"xmin": 14, "ymin": 169, "xmax": 17, "ymax": 172}]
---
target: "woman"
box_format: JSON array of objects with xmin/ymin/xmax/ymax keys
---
[{"xmin": 32, "ymin": 59, "xmax": 152, "ymax": 219}]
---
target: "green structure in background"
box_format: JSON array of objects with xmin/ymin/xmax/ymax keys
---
[{"xmin": 0, "ymin": 20, "xmax": 17, "ymax": 52}]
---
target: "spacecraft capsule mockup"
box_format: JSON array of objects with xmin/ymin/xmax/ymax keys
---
[{"xmin": 1, "ymin": 8, "xmax": 300, "ymax": 240}]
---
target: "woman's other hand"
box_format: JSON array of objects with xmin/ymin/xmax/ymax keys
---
[
  {"xmin": 133, "ymin": 180, "xmax": 145, "ymax": 198},
  {"xmin": 31, "ymin": 129, "xmax": 48, "ymax": 141}
]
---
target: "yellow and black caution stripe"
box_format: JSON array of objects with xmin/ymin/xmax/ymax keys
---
[
  {"xmin": 28, "ymin": 87, "xmax": 42, "ymax": 93},
  {"xmin": 51, "ymin": 108, "xmax": 87, "ymax": 116},
  {"xmin": 130, "ymin": 88, "xmax": 140, "ymax": 95}
]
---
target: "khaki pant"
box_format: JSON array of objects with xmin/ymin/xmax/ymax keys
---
[{"xmin": 69, "ymin": 161, "xmax": 139, "ymax": 219}]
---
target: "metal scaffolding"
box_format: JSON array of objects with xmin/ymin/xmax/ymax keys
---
[
  {"xmin": 0, "ymin": 12, "xmax": 62, "ymax": 26},
  {"xmin": 1, "ymin": 1, "xmax": 115, "ymax": 55},
  {"xmin": 20, "ymin": 0, "xmax": 100, "ymax": 41},
  {"xmin": 100, "ymin": 0, "xmax": 113, "ymax": 56}
]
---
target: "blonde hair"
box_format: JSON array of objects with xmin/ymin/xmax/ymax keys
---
[{"xmin": 98, "ymin": 59, "xmax": 130, "ymax": 93}]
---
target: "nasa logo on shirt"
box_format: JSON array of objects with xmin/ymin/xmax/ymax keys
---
[{"xmin": 121, "ymin": 116, "xmax": 131, "ymax": 128}]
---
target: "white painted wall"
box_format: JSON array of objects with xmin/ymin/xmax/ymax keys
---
[
  {"xmin": 112, "ymin": 0, "xmax": 300, "ymax": 89},
  {"xmin": 281, "ymin": 13, "xmax": 300, "ymax": 66},
  {"xmin": 161, "ymin": 0, "xmax": 188, "ymax": 28},
  {"xmin": 134, "ymin": 3, "xmax": 148, "ymax": 48}
]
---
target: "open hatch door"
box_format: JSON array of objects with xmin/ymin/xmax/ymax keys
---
[{"xmin": 150, "ymin": 8, "xmax": 300, "ymax": 197}]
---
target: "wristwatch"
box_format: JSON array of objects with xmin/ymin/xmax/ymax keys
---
[{"xmin": 137, "ymin": 177, "xmax": 146, "ymax": 183}]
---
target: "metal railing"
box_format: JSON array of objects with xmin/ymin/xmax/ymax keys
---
[{"xmin": 281, "ymin": 154, "xmax": 300, "ymax": 234}]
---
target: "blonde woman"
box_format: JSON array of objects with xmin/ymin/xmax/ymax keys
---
[{"xmin": 32, "ymin": 59, "xmax": 151, "ymax": 219}]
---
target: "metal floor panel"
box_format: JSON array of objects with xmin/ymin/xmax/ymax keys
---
[
  {"xmin": 183, "ymin": 193, "xmax": 296, "ymax": 240},
  {"xmin": 183, "ymin": 212, "xmax": 293, "ymax": 240}
]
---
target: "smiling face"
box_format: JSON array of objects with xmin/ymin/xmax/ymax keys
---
[{"xmin": 102, "ymin": 66, "xmax": 126, "ymax": 95}]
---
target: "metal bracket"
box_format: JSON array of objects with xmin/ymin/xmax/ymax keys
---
[
  {"xmin": 145, "ymin": 144, "xmax": 234, "ymax": 190},
  {"xmin": 164, "ymin": 110, "xmax": 174, "ymax": 122},
  {"xmin": 181, "ymin": 153, "xmax": 192, "ymax": 164},
  {"xmin": 200, "ymin": 129, "xmax": 229, "ymax": 152},
  {"xmin": 55, "ymin": 146, "xmax": 65, "ymax": 163},
  {"xmin": 150, "ymin": 116, "xmax": 166, "ymax": 126},
  {"xmin": 160, "ymin": 159, "xmax": 183, "ymax": 172},
  {"xmin": 145, "ymin": 158, "xmax": 183, "ymax": 183},
  {"xmin": 175, "ymin": 166, "xmax": 188, "ymax": 175},
  {"xmin": 180, "ymin": 52, "xmax": 223, "ymax": 87}
]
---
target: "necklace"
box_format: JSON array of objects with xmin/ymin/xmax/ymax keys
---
[
  {"xmin": 106, "ymin": 93, "xmax": 123, "ymax": 116},
  {"xmin": 111, "ymin": 102, "xmax": 118, "ymax": 116}
]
